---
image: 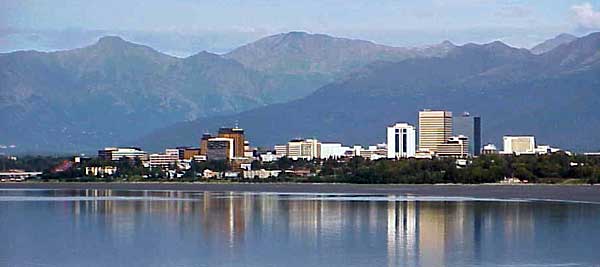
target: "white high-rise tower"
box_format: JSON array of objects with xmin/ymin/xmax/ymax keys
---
[{"xmin": 387, "ymin": 123, "xmax": 416, "ymax": 159}]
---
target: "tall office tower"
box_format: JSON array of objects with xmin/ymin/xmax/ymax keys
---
[
  {"xmin": 206, "ymin": 138, "xmax": 234, "ymax": 160},
  {"xmin": 218, "ymin": 127, "xmax": 246, "ymax": 158},
  {"xmin": 386, "ymin": 123, "xmax": 416, "ymax": 159},
  {"xmin": 418, "ymin": 110, "xmax": 453, "ymax": 152},
  {"xmin": 453, "ymin": 112, "xmax": 482, "ymax": 156}
]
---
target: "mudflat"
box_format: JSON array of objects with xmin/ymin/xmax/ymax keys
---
[{"xmin": 2, "ymin": 182, "xmax": 600, "ymax": 203}]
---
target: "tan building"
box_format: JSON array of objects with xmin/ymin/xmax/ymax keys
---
[
  {"xmin": 218, "ymin": 127, "xmax": 246, "ymax": 158},
  {"xmin": 418, "ymin": 110, "xmax": 453, "ymax": 153},
  {"xmin": 178, "ymin": 147, "xmax": 201, "ymax": 160},
  {"xmin": 199, "ymin": 133, "xmax": 212, "ymax": 156}
]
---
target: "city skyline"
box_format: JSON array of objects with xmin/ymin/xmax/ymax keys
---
[{"xmin": 2, "ymin": 2, "xmax": 600, "ymax": 267}]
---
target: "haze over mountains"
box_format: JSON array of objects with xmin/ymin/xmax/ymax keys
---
[
  {"xmin": 138, "ymin": 32, "xmax": 600, "ymax": 152},
  {"xmin": 0, "ymin": 32, "xmax": 450, "ymax": 152},
  {"xmin": 1, "ymin": 31, "xmax": 599, "ymax": 153}
]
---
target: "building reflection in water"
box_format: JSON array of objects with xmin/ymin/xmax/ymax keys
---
[{"xmin": 59, "ymin": 190, "xmax": 544, "ymax": 266}]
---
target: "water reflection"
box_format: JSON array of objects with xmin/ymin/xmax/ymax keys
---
[{"xmin": 0, "ymin": 189, "xmax": 599, "ymax": 267}]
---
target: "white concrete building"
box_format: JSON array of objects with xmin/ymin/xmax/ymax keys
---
[
  {"xmin": 387, "ymin": 123, "xmax": 416, "ymax": 159},
  {"xmin": 274, "ymin": 145, "xmax": 288, "ymax": 157},
  {"xmin": 482, "ymin": 144, "xmax": 499, "ymax": 155},
  {"xmin": 260, "ymin": 151, "xmax": 280, "ymax": 162},
  {"xmin": 149, "ymin": 150, "xmax": 179, "ymax": 168},
  {"xmin": 319, "ymin": 143, "xmax": 349, "ymax": 159},
  {"xmin": 285, "ymin": 139, "xmax": 321, "ymax": 160},
  {"xmin": 243, "ymin": 169, "xmax": 282, "ymax": 179},
  {"xmin": 503, "ymin": 136, "xmax": 536, "ymax": 155},
  {"xmin": 85, "ymin": 166, "xmax": 117, "ymax": 177},
  {"xmin": 98, "ymin": 147, "xmax": 149, "ymax": 161},
  {"xmin": 535, "ymin": 145, "xmax": 561, "ymax": 155}
]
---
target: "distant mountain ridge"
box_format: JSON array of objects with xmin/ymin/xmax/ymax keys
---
[
  {"xmin": 138, "ymin": 32, "xmax": 600, "ymax": 152},
  {"xmin": 1, "ymin": 32, "xmax": 452, "ymax": 152},
  {"xmin": 225, "ymin": 31, "xmax": 454, "ymax": 77},
  {"xmin": 531, "ymin": 33, "xmax": 577, "ymax": 55}
]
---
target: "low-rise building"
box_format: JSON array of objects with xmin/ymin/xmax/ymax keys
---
[
  {"xmin": 224, "ymin": 171, "xmax": 240, "ymax": 179},
  {"xmin": 319, "ymin": 143, "xmax": 349, "ymax": 159},
  {"xmin": 0, "ymin": 170, "xmax": 43, "ymax": 180},
  {"xmin": 359, "ymin": 144, "xmax": 388, "ymax": 160},
  {"xmin": 202, "ymin": 169, "xmax": 221, "ymax": 179},
  {"xmin": 98, "ymin": 147, "xmax": 149, "ymax": 161},
  {"xmin": 85, "ymin": 166, "xmax": 117, "ymax": 177},
  {"xmin": 436, "ymin": 135, "xmax": 470, "ymax": 158},
  {"xmin": 481, "ymin": 144, "xmax": 499, "ymax": 155},
  {"xmin": 149, "ymin": 152, "xmax": 179, "ymax": 168},
  {"xmin": 177, "ymin": 147, "xmax": 201, "ymax": 160},
  {"xmin": 415, "ymin": 150, "xmax": 434, "ymax": 159},
  {"xmin": 260, "ymin": 151, "xmax": 280, "ymax": 162},
  {"xmin": 535, "ymin": 145, "xmax": 561, "ymax": 155},
  {"xmin": 502, "ymin": 136, "xmax": 536, "ymax": 155},
  {"xmin": 243, "ymin": 169, "xmax": 282, "ymax": 179}
]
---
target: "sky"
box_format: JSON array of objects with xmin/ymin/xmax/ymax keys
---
[{"xmin": 1, "ymin": 0, "xmax": 600, "ymax": 55}]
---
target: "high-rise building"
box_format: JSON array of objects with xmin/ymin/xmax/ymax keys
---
[
  {"xmin": 418, "ymin": 110, "xmax": 453, "ymax": 153},
  {"xmin": 218, "ymin": 127, "xmax": 245, "ymax": 158},
  {"xmin": 206, "ymin": 138, "xmax": 235, "ymax": 160},
  {"xmin": 503, "ymin": 136, "xmax": 535, "ymax": 155},
  {"xmin": 287, "ymin": 139, "xmax": 303, "ymax": 159},
  {"xmin": 274, "ymin": 145, "xmax": 288, "ymax": 157},
  {"xmin": 386, "ymin": 123, "xmax": 416, "ymax": 159},
  {"xmin": 436, "ymin": 135, "xmax": 470, "ymax": 158},
  {"xmin": 453, "ymin": 112, "xmax": 481, "ymax": 156},
  {"xmin": 285, "ymin": 139, "xmax": 321, "ymax": 160}
]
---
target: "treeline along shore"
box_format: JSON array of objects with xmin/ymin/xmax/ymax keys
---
[{"xmin": 2, "ymin": 153, "xmax": 600, "ymax": 185}]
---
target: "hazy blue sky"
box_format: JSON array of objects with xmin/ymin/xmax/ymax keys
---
[{"xmin": 2, "ymin": 0, "xmax": 600, "ymax": 55}]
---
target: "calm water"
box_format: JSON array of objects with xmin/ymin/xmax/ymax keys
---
[{"xmin": 1, "ymin": 190, "xmax": 599, "ymax": 267}]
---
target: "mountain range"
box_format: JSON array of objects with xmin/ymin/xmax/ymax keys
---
[
  {"xmin": 137, "ymin": 32, "xmax": 600, "ymax": 152},
  {"xmin": 1, "ymin": 31, "xmax": 599, "ymax": 153},
  {"xmin": 1, "ymin": 32, "xmax": 447, "ymax": 153},
  {"xmin": 530, "ymin": 33, "xmax": 577, "ymax": 55}
]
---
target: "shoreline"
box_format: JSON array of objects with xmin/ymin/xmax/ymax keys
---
[{"xmin": 1, "ymin": 182, "xmax": 599, "ymax": 203}]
